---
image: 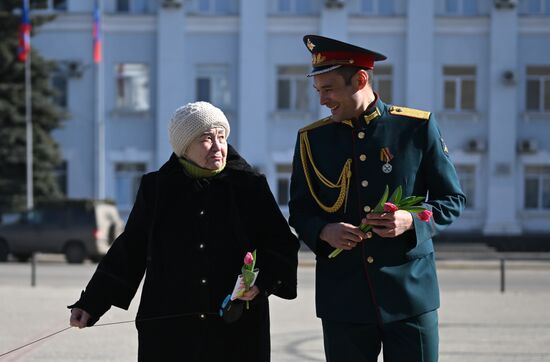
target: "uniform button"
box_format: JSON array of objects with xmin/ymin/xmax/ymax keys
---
[
  {"xmin": 363, "ymin": 205, "xmax": 371, "ymax": 213},
  {"xmin": 199, "ymin": 314, "xmax": 206, "ymax": 320},
  {"xmin": 361, "ymin": 180, "xmax": 369, "ymax": 187},
  {"xmin": 366, "ymin": 232, "xmax": 373, "ymax": 239},
  {"xmin": 358, "ymin": 132, "xmax": 365, "ymax": 139},
  {"xmin": 201, "ymin": 278, "xmax": 207, "ymax": 284},
  {"xmin": 367, "ymin": 256, "xmax": 374, "ymax": 264},
  {"xmin": 199, "ymin": 243, "xmax": 205, "ymax": 249},
  {"xmin": 359, "ymin": 154, "xmax": 367, "ymax": 161}
]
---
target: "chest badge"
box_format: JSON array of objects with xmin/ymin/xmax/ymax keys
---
[
  {"xmin": 380, "ymin": 147, "xmax": 394, "ymax": 174},
  {"xmin": 440, "ymin": 137, "xmax": 449, "ymax": 155}
]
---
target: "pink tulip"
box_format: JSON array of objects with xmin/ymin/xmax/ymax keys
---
[
  {"xmin": 383, "ymin": 202, "xmax": 399, "ymax": 212},
  {"xmin": 244, "ymin": 252, "xmax": 254, "ymax": 265},
  {"xmin": 418, "ymin": 210, "xmax": 433, "ymax": 222}
]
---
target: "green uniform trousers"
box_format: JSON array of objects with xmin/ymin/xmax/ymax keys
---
[{"xmin": 322, "ymin": 310, "xmax": 438, "ymax": 362}]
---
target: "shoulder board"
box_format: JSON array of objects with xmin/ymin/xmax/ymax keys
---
[
  {"xmin": 299, "ymin": 116, "xmax": 333, "ymax": 133},
  {"xmin": 388, "ymin": 106, "xmax": 431, "ymax": 121}
]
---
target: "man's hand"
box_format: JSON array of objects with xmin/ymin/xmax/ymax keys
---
[
  {"xmin": 364, "ymin": 210, "xmax": 414, "ymax": 238},
  {"xmin": 70, "ymin": 308, "xmax": 91, "ymax": 329},
  {"xmin": 319, "ymin": 222, "xmax": 365, "ymax": 250}
]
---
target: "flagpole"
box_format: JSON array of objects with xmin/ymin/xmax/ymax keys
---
[
  {"xmin": 24, "ymin": 0, "xmax": 33, "ymax": 210},
  {"xmin": 94, "ymin": 0, "xmax": 105, "ymax": 200},
  {"xmin": 97, "ymin": 58, "xmax": 105, "ymax": 200},
  {"xmin": 25, "ymin": 42, "xmax": 33, "ymax": 209}
]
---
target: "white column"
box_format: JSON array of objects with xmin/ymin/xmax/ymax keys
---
[
  {"xmin": 320, "ymin": 2, "xmax": 348, "ymax": 41},
  {"xmin": 238, "ymin": 0, "xmax": 268, "ymax": 173},
  {"xmin": 318, "ymin": 1, "xmax": 348, "ymax": 118},
  {"xmin": 405, "ymin": 0, "xmax": 435, "ymax": 110},
  {"xmin": 155, "ymin": 3, "xmax": 187, "ymax": 167},
  {"xmin": 483, "ymin": 4, "xmax": 521, "ymax": 235}
]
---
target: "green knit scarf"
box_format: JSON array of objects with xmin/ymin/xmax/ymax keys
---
[{"xmin": 179, "ymin": 157, "xmax": 225, "ymax": 179}]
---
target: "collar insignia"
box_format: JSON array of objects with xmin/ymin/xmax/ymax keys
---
[
  {"xmin": 364, "ymin": 107, "xmax": 381, "ymax": 125},
  {"xmin": 341, "ymin": 120, "xmax": 353, "ymax": 128}
]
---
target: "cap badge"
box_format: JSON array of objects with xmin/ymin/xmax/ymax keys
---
[
  {"xmin": 312, "ymin": 53, "xmax": 327, "ymax": 66},
  {"xmin": 380, "ymin": 147, "xmax": 394, "ymax": 174},
  {"xmin": 307, "ymin": 38, "xmax": 316, "ymax": 51}
]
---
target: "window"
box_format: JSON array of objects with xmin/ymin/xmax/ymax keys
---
[
  {"xmin": 115, "ymin": 63, "xmax": 150, "ymax": 112},
  {"xmin": 51, "ymin": 72, "xmax": 68, "ymax": 109},
  {"xmin": 30, "ymin": 0, "xmax": 67, "ymax": 11},
  {"xmin": 41, "ymin": 206, "xmax": 66, "ymax": 225},
  {"xmin": 455, "ymin": 165, "xmax": 476, "ymax": 209},
  {"xmin": 526, "ymin": 66, "xmax": 550, "ymax": 112},
  {"xmin": 116, "ymin": 0, "xmax": 130, "ymax": 12},
  {"xmin": 443, "ymin": 66, "xmax": 476, "ymax": 112},
  {"xmin": 524, "ymin": 165, "xmax": 550, "ymax": 210},
  {"xmin": 443, "ymin": 0, "xmax": 478, "ymax": 15},
  {"xmin": 115, "ymin": 162, "xmax": 146, "ymax": 209},
  {"xmin": 53, "ymin": 160, "xmax": 68, "ymax": 197},
  {"xmin": 519, "ymin": 0, "xmax": 550, "ymax": 15},
  {"xmin": 276, "ymin": 164, "xmax": 292, "ymax": 206},
  {"xmin": 114, "ymin": 0, "xmax": 151, "ymax": 14},
  {"xmin": 274, "ymin": 0, "xmax": 319, "ymax": 15},
  {"xmin": 374, "ymin": 66, "xmax": 393, "ymax": 104},
  {"xmin": 195, "ymin": 64, "xmax": 231, "ymax": 110},
  {"xmin": 70, "ymin": 205, "xmax": 95, "ymax": 225},
  {"xmin": 357, "ymin": 0, "xmax": 394, "ymax": 15},
  {"xmin": 195, "ymin": 0, "xmax": 238, "ymax": 15},
  {"xmin": 24, "ymin": 210, "xmax": 44, "ymax": 224},
  {"xmin": 277, "ymin": 65, "xmax": 310, "ymax": 112}
]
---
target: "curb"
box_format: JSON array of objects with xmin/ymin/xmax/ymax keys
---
[{"xmin": 297, "ymin": 252, "xmax": 550, "ymax": 270}]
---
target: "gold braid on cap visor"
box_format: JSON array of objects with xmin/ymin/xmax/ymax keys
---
[{"xmin": 299, "ymin": 131, "xmax": 352, "ymax": 213}]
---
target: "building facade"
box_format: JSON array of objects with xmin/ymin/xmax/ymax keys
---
[{"xmin": 31, "ymin": 0, "xmax": 550, "ymax": 238}]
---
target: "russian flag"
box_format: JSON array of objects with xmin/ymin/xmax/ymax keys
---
[
  {"xmin": 17, "ymin": 0, "xmax": 31, "ymax": 62},
  {"xmin": 93, "ymin": 0, "xmax": 102, "ymax": 64}
]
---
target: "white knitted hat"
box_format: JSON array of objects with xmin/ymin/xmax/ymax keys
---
[{"xmin": 168, "ymin": 101, "xmax": 230, "ymax": 157}]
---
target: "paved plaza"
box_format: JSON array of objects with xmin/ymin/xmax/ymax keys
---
[{"xmin": 1, "ymin": 252, "xmax": 550, "ymax": 361}]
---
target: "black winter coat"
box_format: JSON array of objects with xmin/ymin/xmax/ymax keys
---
[{"xmin": 70, "ymin": 146, "xmax": 300, "ymax": 361}]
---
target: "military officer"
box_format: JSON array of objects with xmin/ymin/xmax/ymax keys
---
[{"xmin": 289, "ymin": 35, "xmax": 466, "ymax": 362}]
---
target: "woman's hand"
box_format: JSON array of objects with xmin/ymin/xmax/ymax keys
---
[
  {"xmin": 70, "ymin": 308, "xmax": 91, "ymax": 328},
  {"xmin": 236, "ymin": 285, "xmax": 260, "ymax": 301}
]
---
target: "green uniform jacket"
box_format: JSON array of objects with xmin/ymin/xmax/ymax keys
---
[{"xmin": 289, "ymin": 97, "xmax": 465, "ymax": 324}]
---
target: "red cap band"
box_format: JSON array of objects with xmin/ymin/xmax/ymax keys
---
[{"xmin": 312, "ymin": 51, "xmax": 375, "ymax": 69}]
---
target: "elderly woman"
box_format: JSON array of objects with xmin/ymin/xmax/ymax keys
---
[{"xmin": 69, "ymin": 102, "xmax": 299, "ymax": 361}]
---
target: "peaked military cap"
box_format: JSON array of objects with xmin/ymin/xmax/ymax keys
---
[{"xmin": 303, "ymin": 34, "xmax": 387, "ymax": 77}]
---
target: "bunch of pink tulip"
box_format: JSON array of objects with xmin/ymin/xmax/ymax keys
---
[
  {"xmin": 329, "ymin": 185, "xmax": 433, "ymax": 258},
  {"xmin": 383, "ymin": 202, "xmax": 433, "ymax": 222}
]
